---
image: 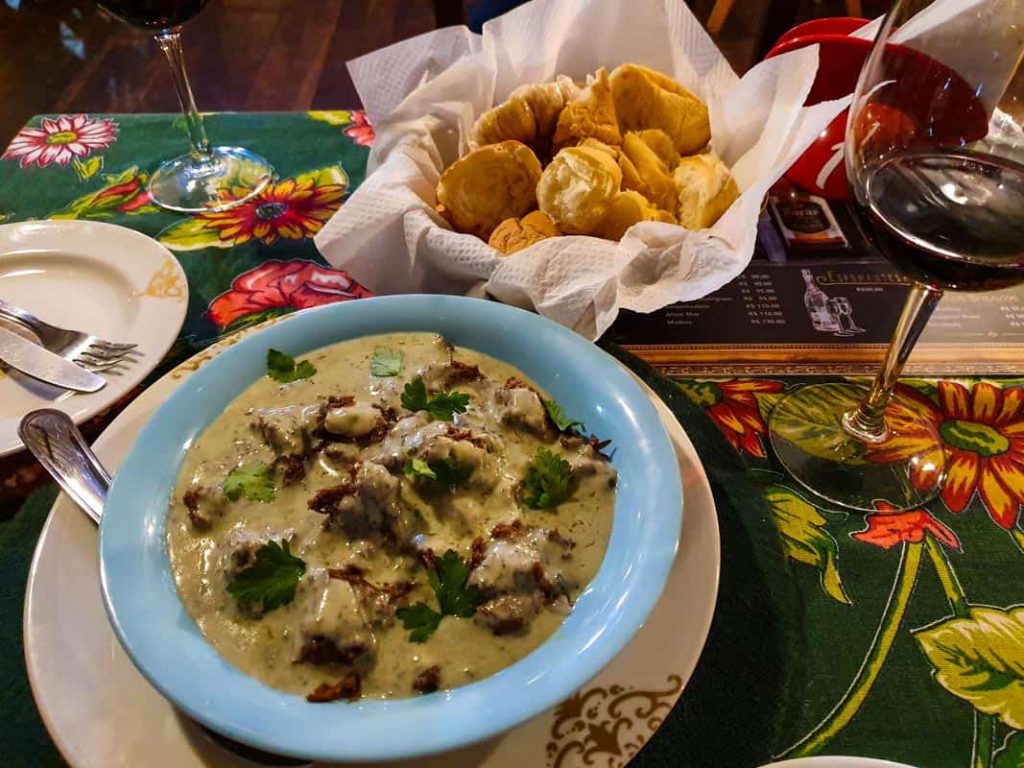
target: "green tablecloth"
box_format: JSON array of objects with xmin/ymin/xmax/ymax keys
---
[{"xmin": 2, "ymin": 112, "xmax": 1024, "ymax": 768}]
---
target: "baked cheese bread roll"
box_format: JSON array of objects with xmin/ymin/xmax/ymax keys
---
[
  {"xmin": 475, "ymin": 76, "xmax": 580, "ymax": 148},
  {"xmin": 609, "ymin": 64, "xmax": 710, "ymax": 155},
  {"xmin": 596, "ymin": 190, "xmax": 677, "ymax": 241},
  {"xmin": 552, "ymin": 68, "xmax": 622, "ymax": 151},
  {"xmin": 636, "ymin": 129, "xmax": 681, "ymax": 168},
  {"xmin": 488, "ymin": 210, "xmax": 561, "ymax": 254},
  {"xmin": 621, "ymin": 132, "xmax": 676, "ymax": 214},
  {"xmin": 537, "ymin": 143, "xmax": 622, "ymax": 235},
  {"xmin": 436, "ymin": 140, "xmax": 543, "ymax": 240},
  {"xmin": 673, "ymin": 152, "xmax": 739, "ymax": 230}
]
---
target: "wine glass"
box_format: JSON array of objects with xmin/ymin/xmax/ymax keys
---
[
  {"xmin": 769, "ymin": 0, "xmax": 1024, "ymax": 512},
  {"xmin": 95, "ymin": 0, "xmax": 273, "ymax": 212}
]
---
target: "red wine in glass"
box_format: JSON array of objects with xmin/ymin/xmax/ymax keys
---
[
  {"xmin": 859, "ymin": 150, "xmax": 1024, "ymax": 292},
  {"xmin": 96, "ymin": 0, "xmax": 209, "ymax": 30},
  {"xmin": 92, "ymin": 0, "xmax": 273, "ymax": 212}
]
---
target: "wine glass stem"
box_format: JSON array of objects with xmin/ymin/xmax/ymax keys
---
[
  {"xmin": 155, "ymin": 29, "xmax": 212, "ymax": 159},
  {"xmin": 842, "ymin": 283, "xmax": 943, "ymax": 443}
]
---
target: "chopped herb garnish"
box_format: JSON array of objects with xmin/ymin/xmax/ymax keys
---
[
  {"xmin": 404, "ymin": 456, "xmax": 473, "ymax": 489},
  {"xmin": 403, "ymin": 457, "xmax": 436, "ymax": 480},
  {"xmin": 400, "ymin": 376, "xmax": 470, "ymax": 421},
  {"xmin": 395, "ymin": 602, "xmax": 442, "ymax": 643},
  {"xmin": 223, "ymin": 463, "xmax": 276, "ymax": 503},
  {"xmin": 396, "ymin": 549, "xmax": 482, "ymax": 643},
  {"xmin": 266, "ymin": 348, "xmax": 316, "ymax": 383},
  {"xmin": 430, "ymin": 457, "xmax": 474, "ymax": 488},
  {"xmin": 543, "ymin": 398, "xmax": 585, "ymax": 433},
  {"xmin": 370, "ymin": 347, "xmax": 404, "ymax": 377},
  {"xmin": 522, "ymin": 448, "xmax": 573, "ymax": 510},
  {"xmin": 226, "ymin": 540, "xmax": 306, "ymax": 614}
]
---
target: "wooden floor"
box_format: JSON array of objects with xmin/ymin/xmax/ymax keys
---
[{"xmin": 0, "ymin": 0, "xmax": 872, "ymax": 146}]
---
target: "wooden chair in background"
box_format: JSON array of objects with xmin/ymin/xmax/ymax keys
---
[{"xmin": 707, "ymin": 0, "xmax": 863, "ymax": 36}]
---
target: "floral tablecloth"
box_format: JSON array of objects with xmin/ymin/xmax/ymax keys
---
[{"xmin": 2, "ymin": 112, "xmax": 1024, "ymax": 768}]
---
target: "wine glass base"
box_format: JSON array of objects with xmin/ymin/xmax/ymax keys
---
[
  {"xmin": 147, "ymin": 146, "xmax": 273, "ymax": 214},
  {"xmin": 768, "ymin": 382, "xmax": 947, "ymax": 512}
]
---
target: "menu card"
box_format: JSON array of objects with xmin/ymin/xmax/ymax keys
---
[{"xmin": 608, "ymin": 187, "xmax": 1024, "ymax": 376}]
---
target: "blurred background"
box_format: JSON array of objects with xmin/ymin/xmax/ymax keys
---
[{"xmin": 0, "ymin": 0, "xmax": 887, "ymax": 148}]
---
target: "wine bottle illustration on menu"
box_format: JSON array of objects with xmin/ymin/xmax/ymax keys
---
[{"xmin": 802, "ymin": 269, "xmax": 843, "ymax": 333}]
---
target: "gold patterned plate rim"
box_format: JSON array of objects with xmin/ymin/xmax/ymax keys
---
[
  {"xmin": 0, "ymin": 219, "xmax": 187, "ymax": 457},
  {"xmin": 23, "ymin": 316, "xmax": 720, "ymax": 768}
]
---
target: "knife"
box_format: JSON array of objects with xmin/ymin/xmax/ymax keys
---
[{"xmin": 0, "ymin": 326, "xmax": 106, "ymax": 393}]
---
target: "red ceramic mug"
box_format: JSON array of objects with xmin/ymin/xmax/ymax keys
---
[{"xmin": 766, "ymin": 17, "xmax": 989, "ymax": 201}]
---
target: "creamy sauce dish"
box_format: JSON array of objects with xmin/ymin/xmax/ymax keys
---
[{"xmin": 166, "ymin": 333, "xmax": 616, "ymax": 702}]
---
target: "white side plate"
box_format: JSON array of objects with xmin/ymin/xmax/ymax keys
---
[{"xmin": 0, "ymin": 220, "xmax": 187, "ymax": 456}]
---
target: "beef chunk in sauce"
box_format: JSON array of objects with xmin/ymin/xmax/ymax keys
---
[
  {"xmin": 251, "ymin": 405, "xmax": 324, "ymax": 457},
  {"xmin": 308, "ymin": 461, "xmax": 411, "ymax": 540},
  {"xmin": 412, "ymin": 665, "xmax": 442, "ymax": 694},
  {"xmin": 327, "ymin": 565, "xmax": 415, "ymax": 627},
  {"xmin": 307, "ymin": 670, "xmax": 362, "ymax": 702},
  {"xmin": 323, "ymin": 403, "xmax": 388, "ymax": 440},
  {"xmin": 271, "ymin": 454, "xmax": 306, "ymax": 486},
  {"xmin": 182, "ymin": 485, "xmax": 228, "ymax": 530},
  {"xmin": 493, "ymin": 379, "xmax": 550, "ymax": 437},
  {"xmin": 294, "ymin": 571, "xmax": 375, "ymax": 666},
  {"xmin": 420, "ymin": 360, "xmax": 483, "ymax": 391},
  {"xmin": 469, "ymin": 522, "xmax": 576, "ymax": 634}
]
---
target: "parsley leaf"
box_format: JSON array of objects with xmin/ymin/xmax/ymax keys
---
[
  {"xmin": 404, "ymin": 456, "xmax": 473, "ymax": 489},
  {"xmin": 543, "ymin": 398, "xmax": 585, "ymax": 433},
  {"xmin": 400, "ymin": 376, "xmax": 429, "ymax": 411},
  {"xmin": 396, "ymin": 602, "xmax": 443, "ymax": 643},
  {"xmin": 430, "ymin": 457, "xmax": 473, "ymax": 488},
  {"xmin": 370, "ymin": 347, "xmax": 404, "ymax": 377},
  {"xmin": 395, "ymin": 549, "xmax": 482, "ymax": 643},
  {"xmin": 266, "ymin": 348, "xmax": 317, "ymax": 383},
  {"xmin": 430, "ymin": 550, "xmax": 481, "ymax": 618},
  {"xmin": 403, "ymin": 457, "xmax": 437, "ymax": 480},
  {"xmin": 226, "ymin": 540, "xmax": 306, "ymax": 614},
  {"xmin": 400, "ymin": 376, "xmax": 470, "ymax": 421},
  {"xmin": 223, "ymin": 463, "xmax": 276, "ymax": 502},
  {"xmin": 522, "ymin": 448, "xmax": 573, "ymax": 510}
]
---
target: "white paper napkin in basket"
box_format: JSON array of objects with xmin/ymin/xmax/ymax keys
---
[{"xmin": 314, "ymin": 0, "xmax": 850, "ymax": 339}]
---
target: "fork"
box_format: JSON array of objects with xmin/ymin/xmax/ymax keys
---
[{"xmin": 0, "ymin": 298, "xmax": 137, "ymax": 372}]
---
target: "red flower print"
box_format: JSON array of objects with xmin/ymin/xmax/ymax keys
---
[
  {"xmin": 868, "ymin": 381, "xmax": 1024, "ymax": 531},
  {"xmin": 91, "ymin": 174, "xmax": 152, "ymax": 212},
  {"xmin": 679, "ymin": 379, "xmax": 785, "ymax": 458},
  {"xmin": 2, "ymin": 114, "xmax": 117, "ymax": 168},
  {"xmin": 852, "ymin": 500, "xmax": 961, "ymax": 551},
  {"xmin": 198, "ymin": 176, "xmax": 346, "ymax": 247},
  {"xmin": 208, "ymin": 260, "xmax": 372, "ymax": 329},
  {"xmin": 344, "ymin": 110, "xmax": 375, "ymax": 147}
]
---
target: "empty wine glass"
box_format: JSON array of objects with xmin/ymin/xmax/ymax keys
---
[
  {"xmin": 95, "ymin": 0, "xmax": 273, "ymax": 212},
  {"xmin": 769, "ymin": 0, "xmax": 1024, "ymax": 511}
]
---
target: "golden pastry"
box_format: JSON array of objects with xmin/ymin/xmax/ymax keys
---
[
  {"xmin": 575, "ymin": 138, "xmax": 646, "ymax": 197},
  {"xmin": 596, "ymin": 191, "xmax": 676, "ymax": 241},
  {"xmin": 636, "ymin": 129, "xmax": 681, "ymax": 168},
  {"xmin": 609, "ymin": 64, "xmax": 710, "ymax": 155},
  {"xmin": 673, "ymin": 152, "xmax": 740, "ymax": 230},
  {"xmin": 488, "ymin": 210, "xmax": 561, "ymax": 254},
  {"xmin": 552, "ymin": 68, "xmax": 622, "ymax": 151},
  {"xmin": 436, "ymin": 140, "xmax": 543, "ymax": 240},
  {"xmin": 537, "ymin": 144, "xmax": 622, "ymax": 235},
  {"xmin": 475, "ymin": 76, "xmax": 579, "ymax": 148},
  {"xmin": 621, "ymin": 132, "xmax": 676, "ymax": 213}
]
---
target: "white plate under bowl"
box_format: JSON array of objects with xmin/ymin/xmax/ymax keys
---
[
  {"xmin": 0, "ymin": 220, "xmax": 187, "ymax": 457},
  {"xmin": 761, "ymin": 759, "xmax": 919, "ymax": 767},
  {"xmin": 24, "ymin": 320, "xmax": 720, "ymax": 767}
]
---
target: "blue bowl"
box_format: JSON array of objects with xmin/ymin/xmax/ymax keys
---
[{"xmin": 100, "ymin": 295, "xmax": 682, "ymax": 763}]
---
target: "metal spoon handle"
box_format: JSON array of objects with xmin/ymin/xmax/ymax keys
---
[{"xmin": 19, "ymin": 409, "xmax": 109, "ymax": 525}]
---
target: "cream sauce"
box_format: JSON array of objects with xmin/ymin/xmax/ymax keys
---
[{"xmin": 166, "ymin": 333, "xmax": 615, "ymax": 700}]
